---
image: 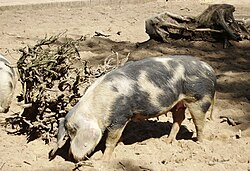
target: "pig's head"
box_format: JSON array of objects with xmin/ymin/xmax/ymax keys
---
[{"xmin": 67, "ymin": 116, "xmax": 102, "ymax": 161}]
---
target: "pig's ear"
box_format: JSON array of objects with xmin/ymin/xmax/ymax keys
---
[
  {"xmin": 57, "ymin": 118, "xmax": 68, "ymax": 148},
  {"xmin": 49, "ymin": 118, "xmax": 68, "ymax": 160},
  {"xmin": 70, "ymin": 124, "xmax": 102, "ymax": 161}
]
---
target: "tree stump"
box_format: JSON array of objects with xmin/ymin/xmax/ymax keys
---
[{"xmin": 145, "ymin": 4, "xmax": 250, "ymax": 47}]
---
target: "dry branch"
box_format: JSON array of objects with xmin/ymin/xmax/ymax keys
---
[
  {"xmin": 219, "ymin": 116, "xmax": 241, "ymax": 126},
  {"xmin": 6, "ymin": 34, "xmax": 127, "ymax": 142}
]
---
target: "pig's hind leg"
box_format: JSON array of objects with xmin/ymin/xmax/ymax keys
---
[{"xmin": 185, "ymin": 96, "xmax": 212, "ymax": 142}]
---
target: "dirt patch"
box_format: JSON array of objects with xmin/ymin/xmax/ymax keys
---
[{"xmin": 0, "ymin": 0, "xmax": 249, "ymax": 171}]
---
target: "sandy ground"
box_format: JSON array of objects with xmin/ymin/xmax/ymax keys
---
[{"xmin": 0, "ymin": 0, "xmax": 250, "ymax": 171}]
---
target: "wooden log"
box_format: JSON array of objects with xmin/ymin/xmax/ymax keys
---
[{"xmin": 145, "ymin": 4, "xmax": 249, "ymax": 45}]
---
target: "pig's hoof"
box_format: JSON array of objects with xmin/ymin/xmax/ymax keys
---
[
  {"xmin": 162, "ymin": 137, "xmax": 176, "ymax": 144},
  {"xmin": 91, "ymin": 150, "xmax": 103, "ymax": 160},
  {"xmin": 48, "ymin": 148, "xmax": 58, "ymax": 161},
  {"xmin": 197, "ymin": 139, "xmax": 203, "ymax": 144},
  {"xmin": 194, "ymin": 137, "xmax": 203, "ymax": 143}
]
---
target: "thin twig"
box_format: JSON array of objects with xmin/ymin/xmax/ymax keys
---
[
  {"xmin": 94, "ymin": 31, "xmax": 110, "ymax": 37},
  {"xmin": 119, "ymin": 161, "xmax": 126, "ymax": 171},
  {"xmin": 0, "ymin": 162, "xmax": 5, "ymax": 170}
]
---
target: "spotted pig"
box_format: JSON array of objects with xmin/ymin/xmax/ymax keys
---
[{"xmin": 49, "ymin": 55, "xmax": 216, "ymax": 161}]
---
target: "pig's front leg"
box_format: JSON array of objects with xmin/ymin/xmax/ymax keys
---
[{"xmin": 103, "ymin": 122, "xmax": 128, "ymax": 161}]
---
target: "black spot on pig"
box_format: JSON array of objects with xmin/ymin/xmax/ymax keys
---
[
  {"xmin": 145, "ymin": 65, "xmax": 173, "ymax": 88},
  {"xmin": 109, "ymin": 84, "xmax": 161, "ymax": 129},
  {"xmin": 183, "ymin": 57, "xmax": 216, "ymax": 98},
  {"xmin": 130, "ymin": 84, "xmax": 161, "ymax": 115},
  {"xmin": 201, "ymin": 101, "xmax": 211, "ymax": 113},
  {"xmin": 108, "ymin": 95, "xmax": 132, "ymax": 129},
  {"xmin": 183, "ymin": 78, "xmax": 214, "ymax": 100},
  {"xmin": 157, "ymin": 79, "xmax": 183, "ymax": 107}
]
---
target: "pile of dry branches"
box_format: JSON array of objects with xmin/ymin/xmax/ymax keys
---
[{"xmin": 6, "ymin": 34, "xmax": 127, "ymax": 142}]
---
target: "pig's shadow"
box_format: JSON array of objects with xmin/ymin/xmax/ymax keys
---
[
  {"xmin": 95, "ymin": 120, "xmax": 193, "ymax": 155},
  {"xmin": 51, "ymin": 120, "xmax": 193, "ymax": 162},
  {"xmin": 121, "ymin": 120, "xmax": 193, "ymax": 145}
]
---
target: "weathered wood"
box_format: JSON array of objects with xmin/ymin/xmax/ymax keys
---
[{"xmin": 145, "ymin": 4, "xmax": 250, "ymax": 46}]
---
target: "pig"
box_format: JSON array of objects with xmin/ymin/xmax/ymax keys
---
[
  {"xmin": 49, "ymin": 55, "xmax": 216, "ymax": 162},
  {"xmin": 0, "ymin": 54, "xmax": 16, "ymax": 113}
]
